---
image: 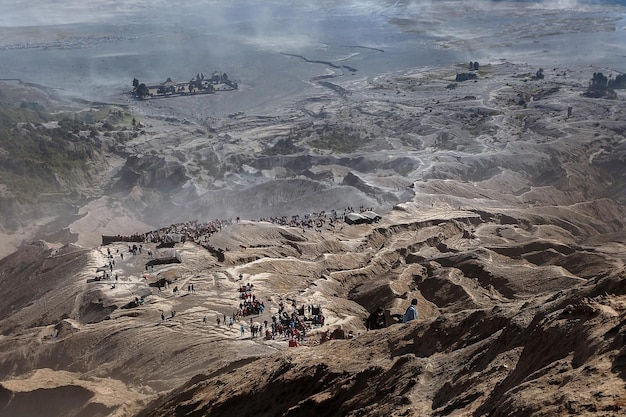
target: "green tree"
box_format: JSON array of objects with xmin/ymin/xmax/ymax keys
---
[
  {"xmin": 585, "ymin": 72, "xmax": 612, "ymax": 98},
  {"xmin": 456, "ymin": 73, "xmax": 478, "ymax": 82},
  {"xmin": 608, "ymin": 73, "xmax": 626, "ymax": 90},
  {"xmin": 136, "ymin": 83, "xmax": 149, "ymax": 99}
]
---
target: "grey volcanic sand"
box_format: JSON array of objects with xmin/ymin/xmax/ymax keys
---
[{"xmin": 1, "ymin": 0, "xmax": 625, "ymax": 111}]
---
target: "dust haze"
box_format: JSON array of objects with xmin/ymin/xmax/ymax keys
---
[{"xmin": 2, "ymin": 0, "xmax": 624, "ymax": 102}]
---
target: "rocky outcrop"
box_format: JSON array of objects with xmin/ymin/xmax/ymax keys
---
[
  {"xmin": 113, "ymin": 155, "xmax": 189, "ymax": 193},
  {"xmin": 135, "ymin": 272, "xmax": 626, "ymax": 417}
]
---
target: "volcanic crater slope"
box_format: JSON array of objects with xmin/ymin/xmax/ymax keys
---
[
  {"xmin": 0, "ymin": 190, "xmax": 624, "ymax": 416},
  {"xmin": 133, "ymin": 197, "xmax": 626, "ymax": 417},
  {"xmin": 0, "ymin": 61, "xmax": 625, "ymax": 416}
]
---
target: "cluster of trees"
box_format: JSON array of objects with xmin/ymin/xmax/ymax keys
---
[
  {"xmin": 188, "ymin": 73, "xmax": 214, "ymax": 93},
  {"xmin": 611, "ymin": 73, "xmax": 626, "ymax": 89},
  {"xmin": 131, "ymin": 71, "xmax": 237, "ymax": 99},
  {"xmin": 584, "ymin": 72, "xmax": 626, "ymax": 99},
  {"xmin": 468, "ymin": 61, "xmax": 480, "ymax": 71},
  {"xmin": 533, "ymin": 68, "xmax": 544, "ymax": 80},
  {"xmin": 132, "ymin": 78, "xmax": 149, "ymax": 99}
]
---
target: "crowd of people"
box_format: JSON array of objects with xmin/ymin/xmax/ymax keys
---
[
  {"xmin": 268, "ymin": 303, "xmax": 309, "ymax": 342},
  {"xmin": 231, "ymin": 282, "xmax": 310, "ymax": 342},
  {"xmin": 238, "ymin": 283, "xmax": 265, "ymax": 316},
  {"xmin": 100, "ymin": 206, "xmax": 426, "ymax": 350},
  {"xmin": 257, "ymin": 207, "xmax": 375, "ymax": 232},
  {"xmin": 105, "ymin": 205, "xmax": 377, "ymax": 259},
  {"xmin": 142, "ymin": 219, "xmax": 232, "ymax": 245},
  {"xmin": 228, "ymin": 279, "xmax": 336, "ymax": 346}
]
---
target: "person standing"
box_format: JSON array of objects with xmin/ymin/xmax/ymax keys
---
[{"xmin": 403, "ymin": 298, "xmax": 418, "ymax": 323}]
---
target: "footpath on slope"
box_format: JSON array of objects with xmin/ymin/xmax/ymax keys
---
[{"xmin": 90, "ymin": 239, "xmax": 323, "ymax": 349}]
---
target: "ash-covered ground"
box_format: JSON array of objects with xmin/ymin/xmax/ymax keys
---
[
  {"xmin": 1, "ymin": 1, "xmax": 626, "ymax": 416},
  {"xmin": 1, "ymin": 58, "xmax": 625, "ymax": 416}
]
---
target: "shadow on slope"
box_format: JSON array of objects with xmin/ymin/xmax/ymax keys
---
[
  {"xmin": 134, "ymin": 271, "xmax": 626, "ymax": 417},
  {"xmin": 0, "ymin": 384, "xmax": 112, "ymax": 417},
  {"xmin": 0, "ymin": 242, "xmax": 87, "ymax": 331}
]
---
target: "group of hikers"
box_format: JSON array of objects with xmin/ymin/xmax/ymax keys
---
[
  {"xmin": 95, "ymin": 244, "xmax": 140, "ymax": 281},
  {"xmin": 101, "ymin": 207, "xmax": 426, "ymax": 349},
  {"xmin": 256, "ymin": 206, "xmax": 375, "ymax": 232},
  {"xmin": 156, "ymin": 267, "xmax": 419, "ymax": 343},
  {"xmin": 143, "ymin": 219, "xmax": 231, "ymax": 244},
  {"xmin": 238, "ymin": 283, "xmax": 266, "ymax": 316},
  {"xmin": 225, "ymin": 276, "xmax": 339, "ymax": 345},
  {"xmin": 105, "ymin": 204, "xmax": 379, "ymax": 264},
  {"xmin": 270, "ymin": 300, "xmax": 319, "ymax": 342},
  {"xmin": 232, "ymin": 282, "xmax": 314, "ymax": 342},
  {"xmin": 109, "ymin": 219, "xmax": 231, "ymax": 248},
  {"xmin": 366, "ymin": 298, "xmax": 419, "ymax": 330},
  {"xmin": 258, "ymin": 210, "xmax": 342, "ymax": 230}
]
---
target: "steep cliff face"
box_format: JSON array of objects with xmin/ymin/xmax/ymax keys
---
[
  {"xmin": 0, "ymin": 92, "xmax": 134, "ymax": 258},
  {"xmin": 112, "ymin": 155, "xmax": 190, "ymax": 193}
]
